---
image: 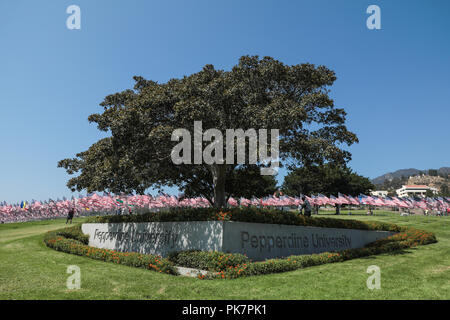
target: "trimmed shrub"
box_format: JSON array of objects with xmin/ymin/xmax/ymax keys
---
[
  {"xmin": 208, "ymin": 226, "xmax": 437, "ymax": 279},
  {"xmin": 85, "ymin": 207, "xmax": 405, "ymax": 233},
  {"xmin": 44, "ymin": 212, "xmax": 437, "ymax": 280},
  {"xmin": 44, "ymin": 225, "xmax": 177, "ymax": 275},
  {"xmin": 51, "ymin": 225, "xmax": 90, "ymax": 244},
  {"xmin": 168, "ymin": 250, "xmax": 249, "ymax": 271}
]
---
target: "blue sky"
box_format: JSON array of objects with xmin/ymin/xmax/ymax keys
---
[{"xmin": 1, "ymin": 0, "xmax": 449, "ymax": 203}]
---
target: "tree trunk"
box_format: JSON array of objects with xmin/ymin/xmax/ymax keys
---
[{"xmin": 211, "ymin": 164, "xmax": 227, "ymax": 208}]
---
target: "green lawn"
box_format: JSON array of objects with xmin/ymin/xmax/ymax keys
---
[{"xmin": 0, "ymin": 211, "xmax": 449, "ymax": 299}]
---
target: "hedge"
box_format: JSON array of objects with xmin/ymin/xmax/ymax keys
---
[
  {"xmin": 207, "ymin": 226, "xmax": 437, "ymax": 279},
  {"xmin": 168, "ymin": 250, "xmax": 249, "ymax": 272},
  {"xmin": 44, "ymin": 225, "xmax": 177, "ymax": 275},
  {"xmin": 44, "ymin": 210, "xmax": 437, "ymax": 280},
  {"xmin": 85, "ymin": 207, "xmax": 403, "ymax": 233}
]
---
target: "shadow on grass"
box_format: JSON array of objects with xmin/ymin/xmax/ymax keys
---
[
  {"xmin": 358, "ymin": 248, "xmax": 417, "ymax": 259},
  {"xmin": 317, "ymin": 213, "xmax": 389, "ymax": 217},
  {"xmin": 384, "ymin": 248, "xmax": 416, "ymax": 256}
]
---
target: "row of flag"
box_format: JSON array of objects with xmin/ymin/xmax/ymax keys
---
[{"xmin": 1, "ymin": 192, "xmax": 449, "ymax": 223}]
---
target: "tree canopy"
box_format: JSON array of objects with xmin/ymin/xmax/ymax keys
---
[
  {"xmin": 282, "ymin": 164, "xmax": 374, "ymax": 197},
  {"xmin": 58, "ymin": 55, "xmax": 358, "ymax": 207}
]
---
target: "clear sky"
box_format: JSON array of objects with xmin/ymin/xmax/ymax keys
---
[{"xmin": 1, "ymin": 0, "xmax": 449, "ymax": 203}]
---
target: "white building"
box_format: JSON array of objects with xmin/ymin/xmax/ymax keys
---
[
  {"xmin": 370, "ymin": 190, "xmax": 388, "ymax": 197},
  {"xmin": 396, "ymin": 185, "xmax": 438, "ymax": 198}
]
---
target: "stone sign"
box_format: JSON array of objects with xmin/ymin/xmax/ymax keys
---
[{"xmin": 81, "ymin": 221, "xmax": 396, "ymax": 261}]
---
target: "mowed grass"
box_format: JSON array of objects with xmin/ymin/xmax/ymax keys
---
[{"xmin": 0, "ymin": 211, "xmax": 449, "ymax": 300}]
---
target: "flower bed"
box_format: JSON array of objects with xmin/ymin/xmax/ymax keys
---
[
  {"xmin": 167, "ymin": 250, "xmax": 249, "ymax": 272},
  {"xmin": 208, "ymin": 226, "xmax": 436, "ymax": 279},
  {"xmin": 44, "ymin": 225, "xmax": 177, "ymax": 275},
  {"xmin": 44, "ymin": 209, "xmax": 437, "ymax": 280}
]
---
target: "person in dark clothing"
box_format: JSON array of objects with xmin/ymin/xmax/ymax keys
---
[
  {"xmin": 66, "ymin": 207, "xmax": 75, "ymax": 224},
  {"xmin": 301, "ymin": 196, "xmax": 312, "ymax": 217},
  {"xmin": 335, "ymin": 204, "xmax": 341, "ymax": 215}
]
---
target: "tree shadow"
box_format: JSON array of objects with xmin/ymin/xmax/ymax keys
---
[
  {"xmin": 357, "ymin": 246, "xmax": 418, "ymax": 259},
  {"xmin": 384, "ymin": 249, "xmax": 415, "ymax": 256},
  {"xmin": 317, "ymin": 213, "xmax": 389, "ymax": 217}
]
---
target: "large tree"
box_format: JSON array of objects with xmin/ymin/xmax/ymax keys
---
[
  {"xmin": 58, "ymin": 55, "xmax": 358, "ymax": 207},
  {"xmin": 173, "ymin": 164, "xmax": 278, "ymax": 205},
  {"xmin": 282, "ymin": 164, "xmax": 374, "ymax": 197}
]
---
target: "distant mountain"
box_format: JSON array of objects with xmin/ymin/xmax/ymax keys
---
[
  {"xmin": 372, "ymin": 167, "xmax": 450, "ymax": 186},
  {"xmin": 438, "ymin": 167, "xmax": 450, "ymax": 175}
]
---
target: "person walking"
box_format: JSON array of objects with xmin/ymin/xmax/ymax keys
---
[
  {"xmin": 335, "ymin": 204, "xmax": 341, "ymax": 215},
  {"xmin": 66, "ymin": 207, "xmax": 75, "ymax": 224},
  {"xmin": 314, "ymin": 204, "xmax": 319, "ymax": 215},
  {"xmin": 301, "ymin": 196, "xmax": 312, "ymax": 217}
]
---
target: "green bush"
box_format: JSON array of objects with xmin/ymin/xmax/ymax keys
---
[
  {"xmin": 210, "ymin": 226, "xmax": 437, "ymax": 279},
  {"xmin": 44, "ymin": 225, "xmax": 177, "ymax": 275},
  {"xmin": 51, "ymin": 225, "xmax": 90, "ymax": 244},
  {"xmin": 168, "ymin": 250, "xmax": 249, "ymax": 271},
  {"xmin": 44, "ymin": 212, "xmax": 437, "ymax": 280},
  {"xmin": 86, "ymin": 207, "xmax": 405, "ymax": 233}
]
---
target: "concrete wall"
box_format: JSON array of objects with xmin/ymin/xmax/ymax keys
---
[
  {"xmin": 81, "ymin": 221, "xmax": 224, "ymax": 257},
  {"xmin": 222, "ymin": 221, "xmax": 396, "ymax": 260},
  {"xmin": 82, "ymin": 221, "xmax": 396, "ymax": 261}
]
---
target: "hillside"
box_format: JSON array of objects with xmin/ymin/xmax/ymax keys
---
[
  {"xmin": 371, "ymin": 167, "xmax": 450, "ymax": 195},
  {"xmin": 372, "ymin": 167, "xmax": 450, "ymax": 185}
]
